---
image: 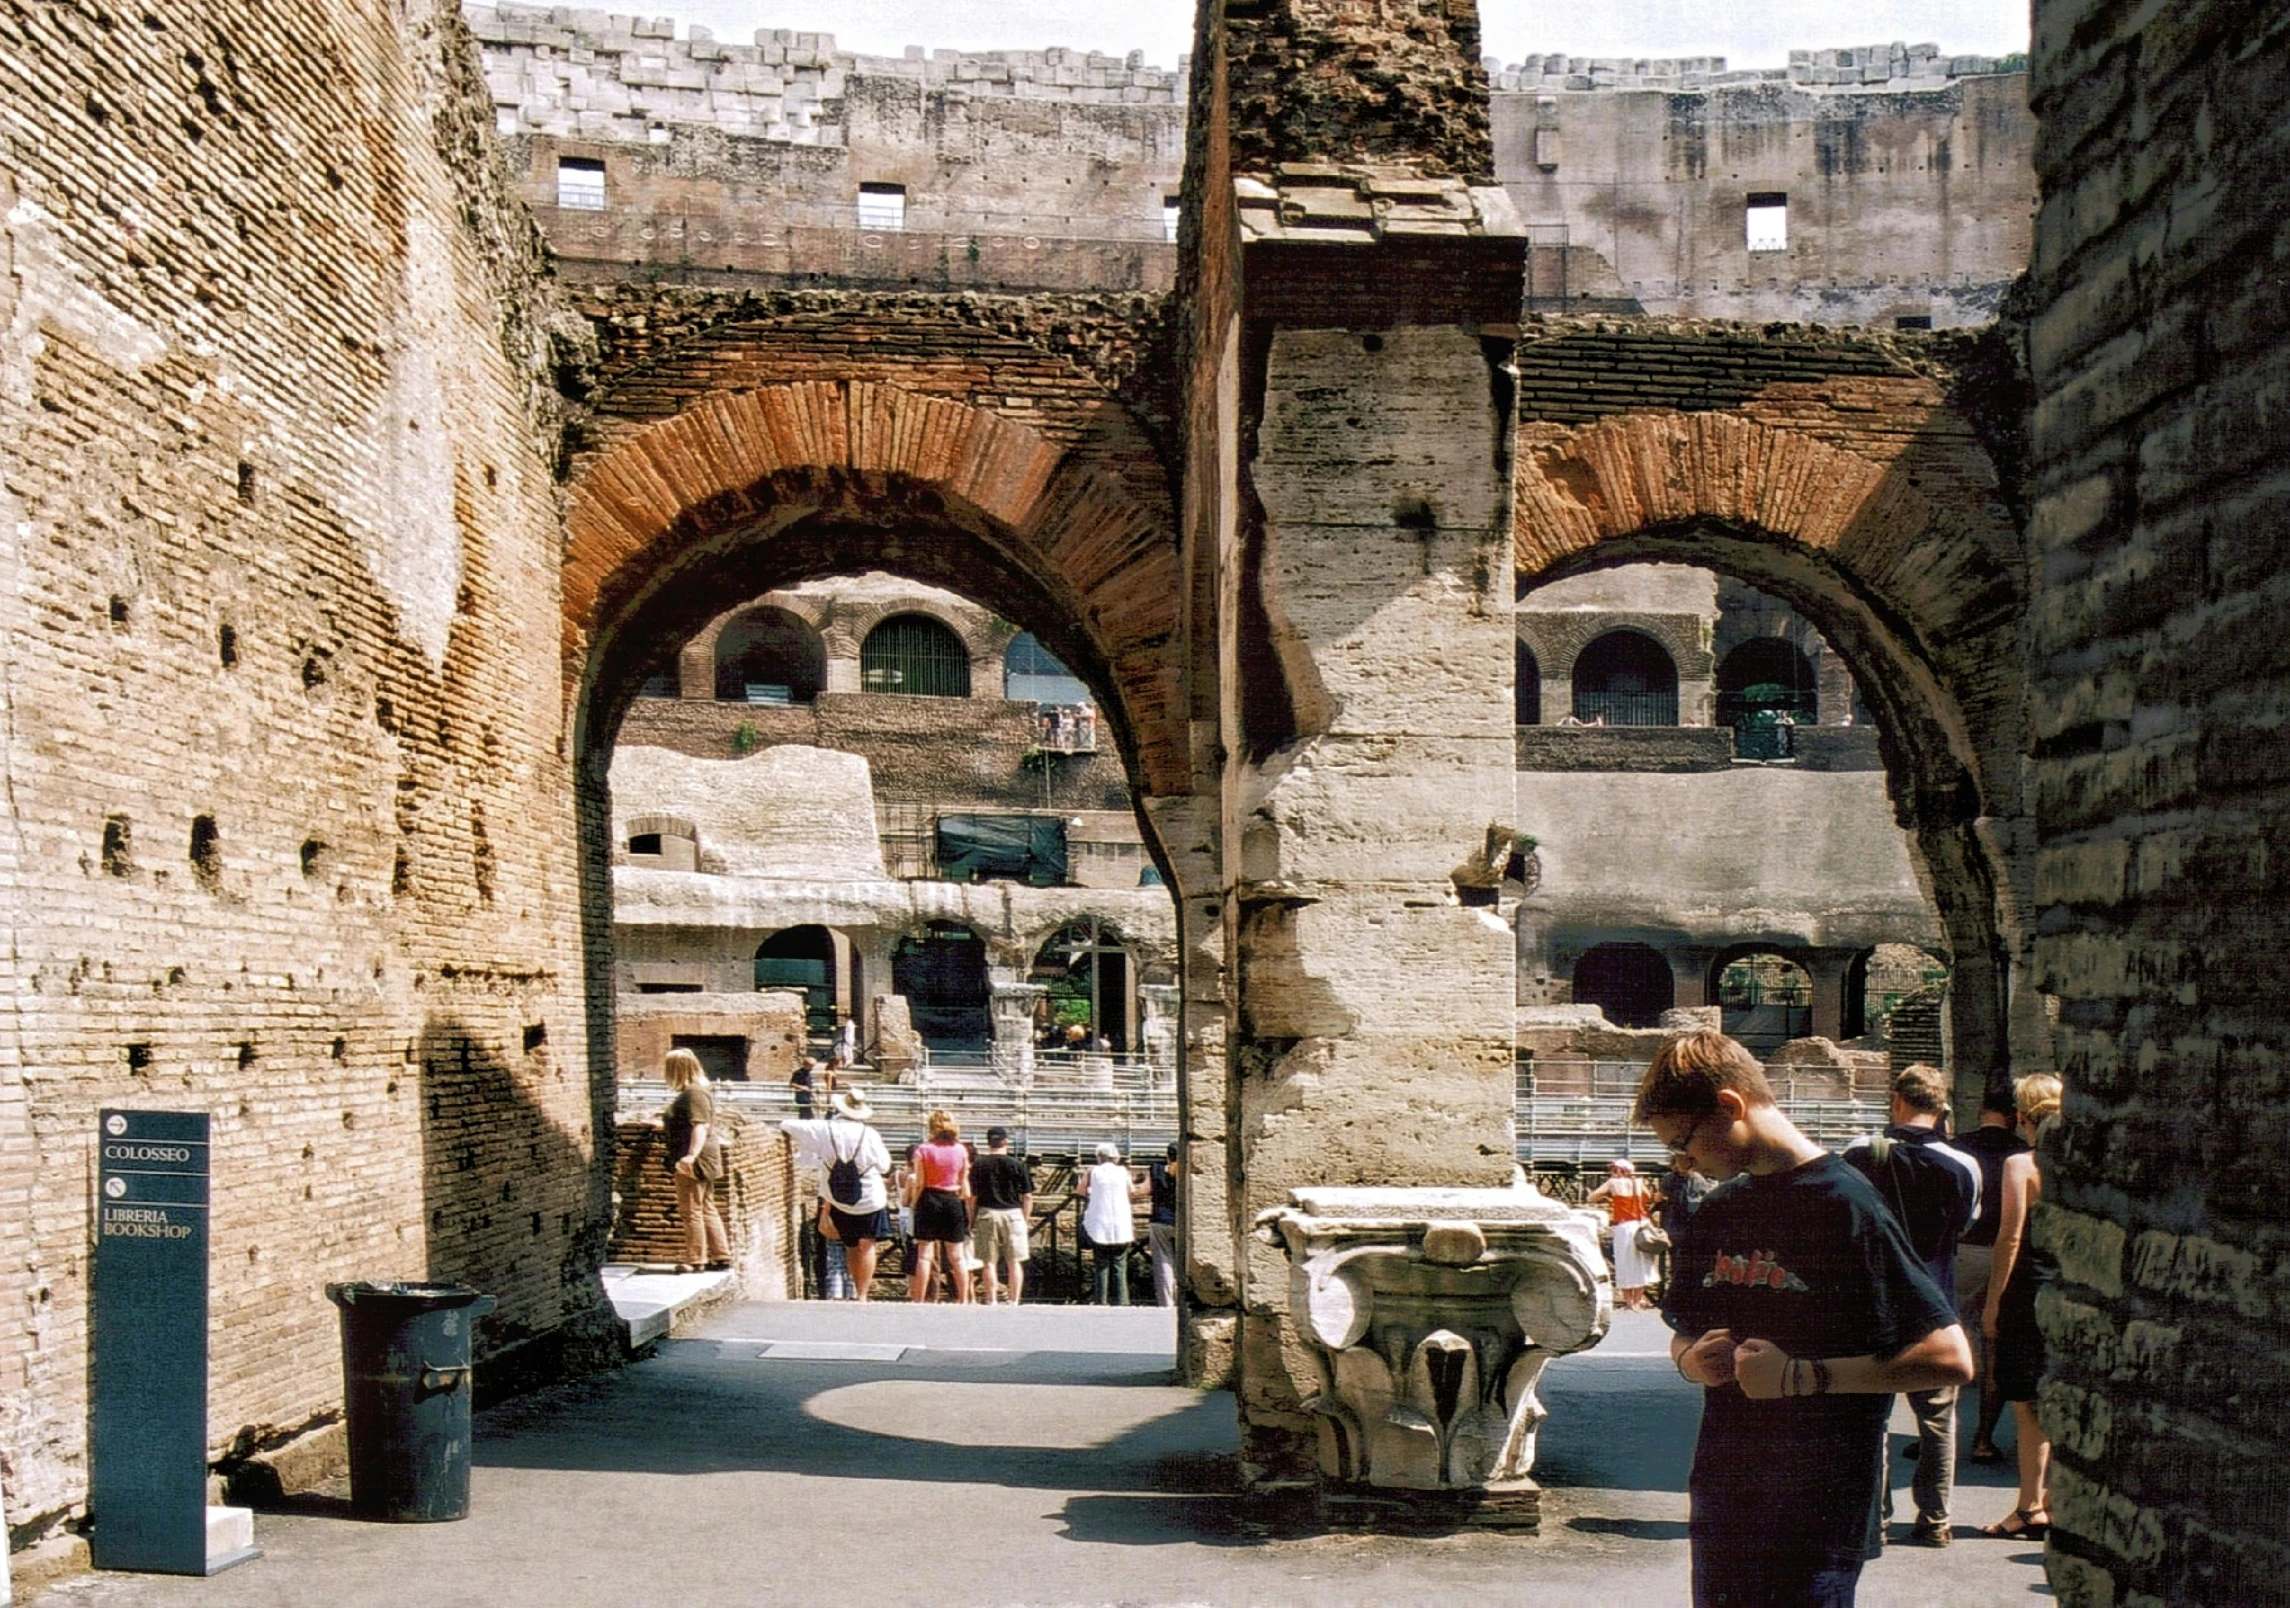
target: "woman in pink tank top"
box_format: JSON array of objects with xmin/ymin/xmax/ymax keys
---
[{"xmin": 907, "ymin": 1112, "xmax": 974, "ymax": 1302}]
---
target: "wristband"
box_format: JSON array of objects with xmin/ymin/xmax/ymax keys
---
[{"xmin": 1812, "ymin": 1357, "xmax": 1832, "ymax": 1396}]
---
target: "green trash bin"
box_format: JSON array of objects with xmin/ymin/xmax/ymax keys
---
[{"xmin": 325, "ymin": 1282, "xmax": 496, "ymax": 1522}]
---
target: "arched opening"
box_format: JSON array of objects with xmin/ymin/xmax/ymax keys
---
[
  {"xmin": 1571, "ymin": 630, "xmax": 1679, "ymax": 726},
  {"xmin": 1513, "ymin": 398, "xmax": 2032, "ymax": 1101},
  {"xmin": 891, "ymin": 923, "xmax": 991, "ymax": 1051},
  {"xmin": 1516, "ymin": 640, "xmax": 1541, "ymax": 725},
  {"xmin": 1571, "ymin": 942, "xmax": 1675, "ymax": 1028},
  {"xmin": 714, "ymin": 605, "xmax": 826, "ymax": 704},
  {"xmin": 755, "ymin": 925, "xmax": 839, "ymax": 1043},
  {"xmin": 1716, "ymin": 637, "xmax": 1818, "ymax": 758},
  {"xmin": 1005, "ymin": 631, "xmax": 1091, "ymax": 706},
  {"xmin": 861, "ymin": 613, "xmax": 971, "ymax": 698},
  {"xmin": 1030, "ymin": 917, "xmax": 1133, "ymax": 1053},
  {"xmin": 1713, "ymin": 949, "xmax": 1814, "ymax": 1057}
]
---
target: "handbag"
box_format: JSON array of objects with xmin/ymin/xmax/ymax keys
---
[
  {"xmin": 817, "ymin": 1199, "xmax": 841, "ymax": 1242},
  {"xmin": 1635, "ymin": 1221, "xmax": 1672, "ymax": 1255}
]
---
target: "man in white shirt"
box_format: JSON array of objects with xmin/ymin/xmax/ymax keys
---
[{"xmin": 783, "ymin": 1087, "xmax": 894, "ymax": 1300}]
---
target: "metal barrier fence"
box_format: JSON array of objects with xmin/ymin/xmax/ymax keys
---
[
  {"xmin": 627, "ymin": 1078, "xmax": 1179, "ymax": 1155},
  {"xmin": 625, "ymin": 1075, "xmax": 1893, "ymax": 1165}
]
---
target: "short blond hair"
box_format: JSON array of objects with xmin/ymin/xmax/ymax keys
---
[
  {"xmin": 2013, "ymin": 1072, "xmax": 2062, "ymax": 1126},
  {"xmin": 1634, "ymin": 1030, "xmax": 1774, "ymax": 1123},
  {"xmin": 927, "ymin": 1109, "xmax": 959, "ymax": 1143},
  {"xmin": 663, "ymin": 1047, "xmax": 705, "ymax": 1091}
]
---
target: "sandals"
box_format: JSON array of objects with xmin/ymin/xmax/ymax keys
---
[
  {"xmin": 1967, "ymin": 1441, "xmax": 2006, "ymax": 1465},
  {"xmin": 1979, "ymin": 1508, "xmax": 2050, "ymax": 1539}
]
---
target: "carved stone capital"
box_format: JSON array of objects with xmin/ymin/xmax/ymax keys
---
[{"xmin": 1253, "ymin": 1185, "xmax": 1611, "ymax": 1509}]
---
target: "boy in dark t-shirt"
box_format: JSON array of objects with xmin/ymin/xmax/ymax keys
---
[{"xmin": 1639, "ymin": 1031, "xmax": 1970, "ymax": 1608}]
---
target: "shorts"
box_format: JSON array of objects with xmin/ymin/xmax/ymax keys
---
[
  {"xmin": 973, "ymin": 1206, "xmax": 1029, "ymax": 1265},
  {"xmin": 913, "ymin": 1186, "xmax": 969, "ymax": 1242},
  {"xmin": 826, "ymin": 1203, "xmax": 893, "ymax": 1245}
]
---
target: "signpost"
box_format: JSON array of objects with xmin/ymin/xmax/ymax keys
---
[{"xmin": 89, "ymin": 1110, "xmax": 258, "ymax": 1576}]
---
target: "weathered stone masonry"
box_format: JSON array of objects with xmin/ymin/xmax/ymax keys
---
[
  {"xmin": 0, "ymin": 0, "xmax": 604, "ymax": 1537},
  {"xmin": 2020, "ymin": 2, "xmax": 2290, "ymax": 1602}
]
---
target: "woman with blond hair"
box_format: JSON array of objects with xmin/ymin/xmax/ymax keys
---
[
  {"xmin": 1979, "ymin": 1072, "xmax": 2063, "ymax": 1540},
  {"xmin": 661, "ymin": 1048, "xmax": 731, "ymax": 1273},
  {"xmin": 906, "ymin": 1109, "xmax": 973, "ymax": 1303}
]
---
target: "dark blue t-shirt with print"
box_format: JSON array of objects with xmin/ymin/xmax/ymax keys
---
[{"xmin": 1663, "ymin": 1152, "xmax": 1957, "ymax": 1559}]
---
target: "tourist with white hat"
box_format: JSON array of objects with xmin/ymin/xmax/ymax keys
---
[{"xmin": 784, "ymin": 1086, "xmax": 894, "ymax": 1300}]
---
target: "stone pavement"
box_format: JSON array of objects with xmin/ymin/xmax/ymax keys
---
[{"xmin": 37, "ymin": 1306, "xmax": 2052, "ymax": 1607}]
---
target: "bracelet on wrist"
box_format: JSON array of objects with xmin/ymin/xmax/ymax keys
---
[{"xmin": 1812, "ymin": 1357, "xmax": 1832, "ymax": 1396}]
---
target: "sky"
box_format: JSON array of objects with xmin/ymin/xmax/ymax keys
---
[{"xmin": 654, "ymin": 0, "xmax": 2029, "ymax": 70}]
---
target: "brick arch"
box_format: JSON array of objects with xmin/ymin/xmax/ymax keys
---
[
  {"xmin": 1515, "ymin": 408, "xmax": 2032, "ymax": 1095},
  {"xmin": 564, "ymin": 378, "xmax": 1184, "ymax": 793}
]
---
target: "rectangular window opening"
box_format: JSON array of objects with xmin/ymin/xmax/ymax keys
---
[
  {"xmin": 556, "ymin": 157, "xmax": 606, "ymax": 211},
  {"xmin": 1161, "ymin": 196, "xmax": 1181, "ymax": 244},
  {"xmin": 857, "ymin": 183, "xmax": 907, "ymax": 232},
  {"xmin": 1745, "ymin": 192, "xmax": 1788, "ymax": 253}
]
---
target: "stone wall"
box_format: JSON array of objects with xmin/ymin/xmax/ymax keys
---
[
  {"xmin": 618, "ymin": 694, "xmax": 1136, "ymax": 813},
  {"xmin": 0, "ymin": 0, "xmax": 602, "ymax": 1541},
  {"xmin": 1490, "ymin": 55, "xmax": 2033, "ymax": 325},
  {"xmin": 471, "ymin": 3, "xmax": 1185, "ymax": 292},
  {"xmin": 2021, "ymin": 2, "xmax": 2290, "ymax": 1601}
]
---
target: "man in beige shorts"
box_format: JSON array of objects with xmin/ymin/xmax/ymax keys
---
[{"xmin": 966, "ymin": 1126, "xmax": 1034, "ymax": 1305}]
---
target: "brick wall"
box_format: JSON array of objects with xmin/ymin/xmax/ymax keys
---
[
  {"xmin": 0, "ymin": 0, "xmax": 603, "ymax": 1539},
  {"xmin": 609, "ymin": 1118, "xmax": 801, "ymax": 1298},
  {"xmin": 2023, "ymin": 3, "xmax": 2290, "ymax": 1601}
]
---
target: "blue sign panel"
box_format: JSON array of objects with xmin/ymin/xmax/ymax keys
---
[{"xmin": 89, "ymin": 1109, "xmax": 250, "ymax": 1575}]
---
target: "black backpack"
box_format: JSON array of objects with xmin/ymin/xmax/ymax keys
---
[{"xmin": 827, "ymin": 1122, "xmax": 865, "ymax": 1207}]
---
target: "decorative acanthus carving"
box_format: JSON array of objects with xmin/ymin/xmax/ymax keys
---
[{"xmin": 1254, "ymin": 1185, "xmax": 1610, "ymax": 1515}]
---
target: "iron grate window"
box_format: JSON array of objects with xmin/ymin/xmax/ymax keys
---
[{"xmin": 861, "ymin": 613, "xmax": 971, "ymax": 697}]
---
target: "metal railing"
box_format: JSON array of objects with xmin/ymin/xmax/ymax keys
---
[
  {"xmin": 626, "ymin": 1078, "xmax": 1178, "ymax": 1155},
  {"xmin": 627, "ymin": 1068, "xmax": 1895, "ymax": 1166}
]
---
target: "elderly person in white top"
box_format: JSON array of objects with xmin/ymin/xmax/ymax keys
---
[
  {"xmin": 783, "ymin": 1087, "xmax": 895, "ymax": 1301},
  {"xmin": 1075, "ymin": 1142, "xmax": 1147, "ymax": 1306}
]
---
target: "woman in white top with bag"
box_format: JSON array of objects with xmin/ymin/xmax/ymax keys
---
[{"xmin": 1075, "ymin": 1142, "xmax": 1147, "ymax": 1306}]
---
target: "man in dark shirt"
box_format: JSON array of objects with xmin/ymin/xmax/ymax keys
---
[
  {"xmin": 1843, "ymin": 1064, "xmax": 1981, "ymax": 1545},
  {"xmin": 966, "ymin": 1126, "xmax": 1034, "ymax": 1306},
  {"xmin": 1951, "ymin": 1087, "xmax": 2031, "ymax": 1463},
  {"xmin": 1639, "ymin": 1031, "xmax": 1973, "ymax": 1608}
]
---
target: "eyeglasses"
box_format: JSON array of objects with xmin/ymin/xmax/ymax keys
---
[{"xmin": 1662, "ymin": 1113, "xmax": 1711, "ymax": 1157}]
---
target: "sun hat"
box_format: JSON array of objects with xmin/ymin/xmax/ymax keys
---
[{"xmin": 830, "ymin": 1086, "xmax": 874, "ymax": 1122}]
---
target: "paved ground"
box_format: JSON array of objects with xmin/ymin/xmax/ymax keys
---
[{"xmin": 40, "ymin": 1305, "xmax": 2054, "ymax": 1607}]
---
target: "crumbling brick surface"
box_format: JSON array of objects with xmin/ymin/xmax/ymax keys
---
[
  {"xmin": 2021, "ymin": 2, "xmax": 2290, "ymax": 1600},
  {"xmin": 0, "ymin": 0, "xmax": 601, "ymax": 1537},
  {"xmin": 1224, "ymin": 0, "xmax": 1494, "ymax": 181}
]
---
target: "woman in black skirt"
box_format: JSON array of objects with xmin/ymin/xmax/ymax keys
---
[
  {"xmin": 1980, "ymin": 1072, "xmax": 2063, "ymax": 1540},
  {"xmin": 906, "ymin": 1110, "xmax": 974, "ymax": 1302}
]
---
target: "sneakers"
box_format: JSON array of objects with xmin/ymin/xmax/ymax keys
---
[{"xmin": 1909, "ymin": 1521, "xmax": 1953, "ymax": 1548}]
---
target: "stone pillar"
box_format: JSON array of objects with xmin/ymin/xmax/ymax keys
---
[
  {"xmin": 1816, "ymin": 651, "xmax": 1856, "ymax": 726},
  {"xmin": 676, "ymin": 638, "xmax": 714, "ymax": 699},
  {"xmin": 988, "ymin": 981, "xmax": 1045, "ymax": 1085},
  {"xmin": 1228, "ymin": 219, "xmax": 1527, "ymax": 1477},
  {"xmin": 1138, "ymin": 983, "xmax": 1181, "ymax": 1085},
  {"xmin": 1667, "ymin": 949, "xmax": 1713, "ymax": 1010},
  {"xmin": 1806, "ymin": 950, "xmax": 1855, "ymax": 1043}
]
